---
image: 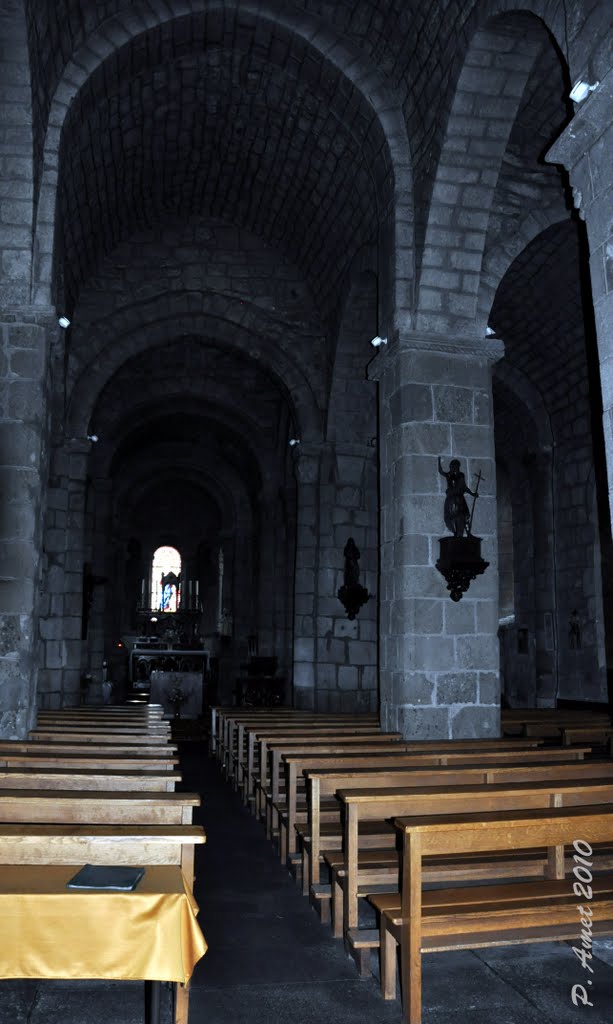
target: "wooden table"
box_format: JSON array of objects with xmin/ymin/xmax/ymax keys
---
[{"xmin": 0, "ymin": 863, "xmax": 207, "ymax": 1024}]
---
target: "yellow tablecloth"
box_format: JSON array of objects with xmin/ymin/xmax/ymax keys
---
[{"xmin": 0, "ymin": 864, "xmax": 207, "ymax": 983}]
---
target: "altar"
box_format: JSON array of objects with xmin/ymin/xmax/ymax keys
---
[{"xmin": 129, "ymin": 647, "xmax": 209, "ymax": 719}]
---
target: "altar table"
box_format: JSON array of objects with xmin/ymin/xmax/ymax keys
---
[{"xmin": 0, "ymin": 864, "xmax": 207, "ymax": 1023}]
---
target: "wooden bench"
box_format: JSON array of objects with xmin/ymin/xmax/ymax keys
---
[
  {"xmin": 0, "ymin": 789, "xmax": 199, "ymax": 825},
  {"xmin": 224, "ymin": 714, "xmax": 382, "ymax": 790},
  {"xmin": 234, "ymin": 723, "xmax": 396, "ymax": 797},
  {"xmin": 0, "ymin": 767, "xmax": 182, "ymax": 790},
  {"xmin": 329, "ymin": 775, "xmax": 613, "ymax": 961},
  {"xmin": 563, "ymin": 725, "xmax": 613, "ymax": 746},
  {"xmin": 502, "ymin": 710, "xmax": 610, "ymax": 737},
  {"xmin": 300, "ymin": 751, "xmax": 612, "ymax": 895},
  {"xmin": 0, "ymin": 740, "xmax": 178, "ymax": 756},
  {"xmin": 275, "ymin": 745, "xmax": 591, "ymax": 866},
  {"xmin": 370, "ymin": 804, "xmax": 613, "ymax": 1024},
  {"xmin": 212, "ymin": 708, "xmax": 355, "ymax": 765},
  {"xmin": 251, "ymin": 729, "xmax": 403, "ymax": 814},
  {"xmin": 260, "ymin": 737, "xmax": 411, "ymax": 843},
  {"xmin": 216, "ymin": 709, "xmax": 379, "ymax": 773},
  {"xmin": 28, "ymin": 728, "xmax": 171, "ymax": 743},
  {"xmin": 0, "ymin": 710, "xmax": 200, "ymax": 1024},
  {"xmin": 331, "ymin": 756, "xmax": 611, "ymax": 942},
  {"xmin": 0, "ymin": 751, "xmax": 179, "ymax": 769}
]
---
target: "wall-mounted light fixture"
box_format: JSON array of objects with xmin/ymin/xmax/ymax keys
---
[
  {"xmin": 370, "ymin": 335, "xmax": 387, "ymax": 348},
  {"xmin": 87, "ymin": 434, "xmax": 99, "ymax": 443},
  {"xmin": 569, "ymin": 80, "xmax": 599, "ymax": 103},
  {"xmin": 58, "ymin": 316, "xmax": 71, "ymax": 329},
  {"xmin": 288, "ymin": 438, "xmax": 301, "ymax": 447},
  {"xmin": 485, "ymin": 326, "xmax": 496, "ymax": 337}
]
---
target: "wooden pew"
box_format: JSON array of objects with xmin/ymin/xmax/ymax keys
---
[
  {"xmin": 502, "ymin": 709, "xmax": 610, "ymax": 737},
  {"xmin": 370, "ymin": 804, "xmax": 613, "ymax": 1024},
  {"xmin": 275, "ymin": 745, "xmax": 591, "ymax": 865},
  {"xmin": 250, "ymin": 729, "xmax": 403, "ymax": 813},
  {"xmin": 0, "ymin": 789, "xmax": 199, "ymax": 825},
  {"xmin": 563, "ymin": 724, "xmax": 613, "ymax": 746},
  {"xmin": 260, "ymin": 737, "xmax": 408, "ymax": 841},
  {"xmin": 233, "ymin": 722, "xmax": 395, "ymax": 796},
  {"xmin": 224, "ymin": 713, "xmax": 381, "ymax": 788},
  {"xmin": 331, "ymin": 756, "xmax": 611, "ymax": 943},
  {"xmin": 0, "ymin": 751, "xmax": 179, "ymax": 770},
  {"xmin": 330, "ymin": 775, "xmax": 613, "ymax": 963},
  {"xmin": 210, "ymin": 706, "xmax": 378, "ymax": 762},
  {"xmin": 0, "ymin": 766, "xmax": 182, "ymax": 790},
  {"xmin": 300, "ymin": 752, "xmax": 613, "ymax": 895},
  {"xmin": 2, "ymin": 711, "xmax": 198, "ymax": 1023},
  {"xmin": 29, "ymin": 728, "xmax": 171, "ymax": 743},
  {"xmin": 0, "ymin": 740, "xmax": 178, "ymax": 756}
]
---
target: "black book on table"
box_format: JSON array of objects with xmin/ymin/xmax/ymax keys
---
[{"xmin": 67, "ymin": 864, "xmax": 145, "ymax": 891}]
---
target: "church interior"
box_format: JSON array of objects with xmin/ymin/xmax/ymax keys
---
[{"xmin": 1, "ymin": 1, "xmax": 613, "ymax": 1022}]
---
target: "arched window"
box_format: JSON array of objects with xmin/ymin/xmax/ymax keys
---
[{"xmin": 151, "ymin": 546, "xmax": 181, "ymax": 613}]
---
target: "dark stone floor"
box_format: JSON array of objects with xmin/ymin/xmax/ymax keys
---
[{"xmin": 1, "ymin": 743, "xmax": 613, "ymax": 1023}]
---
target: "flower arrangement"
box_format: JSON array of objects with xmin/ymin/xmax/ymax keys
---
[{"xmin": 167, "ymin": 682, "xmax": 192, "ymax": 718}]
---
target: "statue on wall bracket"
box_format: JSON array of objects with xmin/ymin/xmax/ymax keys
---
[
  {"xmin": 435, "ymin": 457, "xmax": 489, "ymax": 601},
  {"xmin": 337, "ymin": 537, "xmax": 370, "ymax": 619}
]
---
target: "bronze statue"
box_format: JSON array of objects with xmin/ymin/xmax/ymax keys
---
[
  {"xmin": 438, "ymin": 457, "xmax": 478, "ymax": 538},
  {"xmin": 343, "ymin": 538, "xmax": 361, "ymax": 586},
  {"xmin": 338, "ymin": 537, "xmax": 369, "ymax": 619}
]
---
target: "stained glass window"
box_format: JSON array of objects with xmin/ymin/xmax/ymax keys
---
[{"xmin": 151, "ymin": 546, "xmax": 181, "ymax": 613}]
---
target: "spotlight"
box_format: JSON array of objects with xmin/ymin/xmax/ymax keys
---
[
  {"xmin": 58, "ymin": 316, "xmax": 71, "ymax": 329},
  {"xmin": 288, "ymin": 438, "xmax": 301, "ymax": 447},
  {"xmin": 370, "ymin": 335, "xmax": 387, "ymax": 348},
  {"xmin": 87, "ymin": 434, "xmax": 99, "ymax": 443},
  {"xmin": 569, "ymin": 80, "xmax": 599, "ymax": 103}
]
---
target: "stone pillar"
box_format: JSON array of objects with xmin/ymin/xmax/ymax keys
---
[
  {"xmin": 528, "ymin": 447, "xmax": 558, "ymax": 707},
  {"xmin": 38, "ymin": 438, "xmax": 89, "ymax": 708},
  {"xmin": 547, "ymin": 71, "xmax": 613, "ymax": 529},
  {"xmin": 0, "ymin": 313, "xmax": 52, "ymax": 736},
  {"xmin": 292, "ymin": 445, "xmax": 321, "ymax": 709},
  {"xmin": 370, "ymin": 331, "xmax": 503, "ymax": 739}
]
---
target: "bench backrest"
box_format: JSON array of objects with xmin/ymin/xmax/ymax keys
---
[
  {"xmin": 0, "ymin": 823, "xmax": 205, "ymax": 887},
  {"xmin": 0, "ymin": 768, "xmax": 181, "ymax": 790},
  {"xmin": 0, "ymin": 790, "xmax": 200, "ymax": 824},
  {"xmin": 0, "ymin": 753, "xmax": 178, "ymax": 769}
]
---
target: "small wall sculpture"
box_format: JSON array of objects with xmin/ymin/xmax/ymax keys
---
[
  {"xmin": 337, "ymin": 537, "xmax": 370, "ymax": 619},
  {"xmin": 435, "ymin": 457, "xmax": 489, "ymax": 601}
]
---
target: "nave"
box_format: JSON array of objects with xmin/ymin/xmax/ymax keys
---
[{"xmin": 3, "ymin": 741, "xmax": 612, "ymax": 1024}]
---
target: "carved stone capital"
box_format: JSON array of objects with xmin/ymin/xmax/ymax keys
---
[{"xmin": 368, "ymin": 329, "xmax": 504, "ymax": 380}]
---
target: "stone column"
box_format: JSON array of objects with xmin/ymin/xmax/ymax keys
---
[
  {"xmin": 292, "ymin": 444, "xmax": 321, "ymax": 709},
  {"xmin": 38, "ymin": 438, "xmax": 89, "ymax": 708},
  {"xmin": 547, "ymin": 71, "xmax": 613, "ymax": 529},
  {"xmin": 0, "ymin": 312, "xmax": 52, "ymax": 735},
  {"xmin": 370, "ymin": 331, "xmax": 503, "ymax": 739}
]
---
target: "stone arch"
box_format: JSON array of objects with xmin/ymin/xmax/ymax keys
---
[
  {"xmin": 415, "ymin": 9, "xmax": 563, "ymax": 336},
  {"xmin": 494, "ymin": 361, "xmax": 553, "ymax": 451},
  {"xmin": 477, "ymin": 207, "xmax": 568, "ymax": 322},
  {"xmin": 326, "ymin": 268, "xmax": 378, "ymax": 445},
  {"xmin": 65, "ymin": 296, "xmax": 323, "ymax": 443},
  {"xmin": 31, "ymin": 0, "xmax": 413, "ymax": 325}
]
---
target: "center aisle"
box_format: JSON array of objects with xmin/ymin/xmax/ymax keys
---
[
  {"xmin": 182, "ymin": 743, "xmax": 613, "ymax": 1024},
  {"xmin": 184, "ymin": 742, "xmax": 401, "ymax": 1024}
]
